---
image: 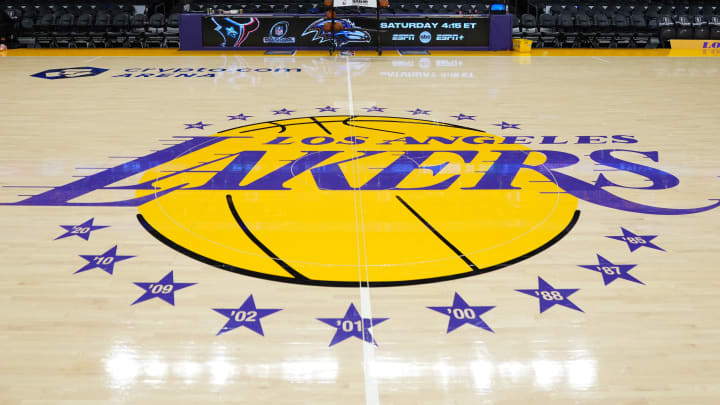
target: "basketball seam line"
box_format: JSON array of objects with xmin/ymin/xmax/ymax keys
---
[{"xmin": 226, "ymin": 194, "xmax": 309, "ymax": 280}]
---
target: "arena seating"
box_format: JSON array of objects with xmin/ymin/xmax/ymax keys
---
[
  {"xmin": 2, "ymin": 1, "xmax": 719, "ymax": 48},
  {"xmin": 520, "ymin": 1, "xmax": 720, "ymax": 47}
]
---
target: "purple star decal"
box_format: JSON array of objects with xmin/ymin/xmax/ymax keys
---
[
  {"xmin": 316, "ymin": 105, "xmax": 338, "ymax": 112},
  {"xmin": 214, "ymin": 295, "xmax": 282, "ymax": 336},
  {"xmin": 184, "ymin": 121, "xmax": 212, "ymax": 130},
  {"xmin": 493, "ymin": 121, "xmax": 520, "ymax": 130},
  {"xmin": 363, "ymin": 106, "xmax": 386, "ymax": 113},
  {"xmin": 227, "ymin": 113, "xmax": 252, "ymax": 121},
  {"xmin": 516, "ymin": 277, "xmax": 583, "ymax": 313},
  {"xmin": 55, "ymin": 218, "xmax": 109, "ymax": 241},
  {"xmin": 407, "ymin": 108, "xmax": 431, "ymax": 115},
  {"xmin": 450, "ymin": 113, "xmax": 475, "ymax": 121},
  {"xmin": 606, "ymin": 227, "xmax": 665, "ymax": 252},
  {"xmin": 75, "ymin": 245, "xmax": 134, "ymax": 275},
  {"xmin": 428, "ymin": 292, "xmax": 495, "ymax": 333},
  {"xmin": 578, "ymin": 254, "xmax": 643, "ymax": 285},
  {"xmin": 272, "ymin": 108, "xmax": 295, "ymax": 115},
  {"xmin": 132, "ymin": 271, "xmax": 196, "ymax": 305},
  {"xmin": 317, "ymin": 303, "xmax": 389, "ymax": 347}
]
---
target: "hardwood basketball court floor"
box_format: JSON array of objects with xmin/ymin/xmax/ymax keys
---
[{"xmin": 1, "ymin": 48, "xmax": 719, "ymax": 403}]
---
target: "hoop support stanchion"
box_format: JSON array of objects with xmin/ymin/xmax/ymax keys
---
[
  {"xmin": 376, "ymin": 5, "xmax": 382, "ymax": 55},
  {"xmin": 330, "ymin": 3, "xmax": 336, "ymax": 55}
]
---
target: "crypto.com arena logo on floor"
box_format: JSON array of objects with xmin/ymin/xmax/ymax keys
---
[
  {"xmin": 2, "ymin": 116, "xmax": 718, "ymax": 287},
  {"xmin": 31, "ymin": 67, "xmax": 109, "ymax": 80}
]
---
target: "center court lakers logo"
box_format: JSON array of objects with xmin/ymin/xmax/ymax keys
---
[
  {"xmin": 3, "ymin": 115, "xmax": 718, "ymax": 287},
  {"xmin": 136, "ymin": 116, "xmax": 579, "ymax": 286}
]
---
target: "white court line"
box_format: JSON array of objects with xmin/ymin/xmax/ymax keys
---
[
  {"xmin": 345, "ymin": 55, "xmax": 380, "ymax": 405},
  {"xmin": 84, "ymin": 56, "xmax": 103, "ymax": 63},
  {"xmin": 592, "ymin": 56, "xmax": 611, "ymax": 63}
]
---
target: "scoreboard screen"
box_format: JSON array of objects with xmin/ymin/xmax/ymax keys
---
[{"xmin": 201, "ymin": 15, "xmax": 490, "ymax": 48}]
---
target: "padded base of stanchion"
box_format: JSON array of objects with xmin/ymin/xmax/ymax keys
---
[
  {"xmin": 264, "ymin": 50, "xmax": 296, "ymax": 55},
  {"xmin": 398, "ymin": 49, "xmax": 430, "ymax": 55}
]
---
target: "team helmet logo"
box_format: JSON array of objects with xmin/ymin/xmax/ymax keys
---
[
  {"xmin": 302, "ymin": 18, "xmax": 372, "ymax": 47},
  {"xmin": 211, "ymin": 17, "xmax": 260, "ymax": 47}
]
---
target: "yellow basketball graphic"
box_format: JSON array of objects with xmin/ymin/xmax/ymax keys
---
[{"xmin": 136, "ymin": 116, "xmax": 579, "ymax": 286}]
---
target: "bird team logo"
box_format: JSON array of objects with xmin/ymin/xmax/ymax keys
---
[
  {"xmin": 302, "ymin": 18, "xmax": 372, "ymax": 47},
  {"xmin": 211, "ymin": 17, "xmax": 260, "ymax": 47},
  {"xmin": 2, "ymin": 116, "xmax": 718, "ymax": 287}
]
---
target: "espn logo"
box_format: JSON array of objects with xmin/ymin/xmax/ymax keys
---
[{"xmin": 392, "ymin": 34, "xmax": 415, "ymax": 41}]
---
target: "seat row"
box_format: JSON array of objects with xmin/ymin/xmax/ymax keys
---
[
  {"xmin": 4, "ymin": 2, "xmax": 503, "ymax": 18},
  {"xmin": 515, "ymin": 12, "xmax": 720, "ymax": 47},
  {"xmin": 187, "ymin": 2, "xmax": 498, "ymax": 14},
  {"xmin": 17, "ymin": 12, "xmax": 180, "ymax": 48},
  {"xmin": 537, "ymin": 3, "xmax": 720, "ymax": 17},
  {"xmin": 529, "ymin": 0, "xmax": 720, "ymax": 9}
]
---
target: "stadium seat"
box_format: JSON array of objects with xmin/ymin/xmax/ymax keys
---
[
  {"xmin": 645, "ymin": 4, "xmax": 661, "ymax": 21},
  {"xmin": 91, "ymin": 12, "xmax": 112, "ymax": 48},
  {"xmin": 165, "ymin": 13, "xmax": 179, "ymax": 48},
  {"xmin": 458, "ymin": 4, "xmax": 472, "ymax": 14},
  {"xmin": 34, "ymin": 12, "xmax": 56, "ymax": 47},
  {"xmin": 692, "ymin": 15, "xmax": 710, "ymax": 39},
  {"xmin": 658, "ymin": 15, "xmax": 675, "ymax": 46},
  {"xmin": 575, "ymin": 12, "xmax": 593, "ymax": 47},
  {"xmin": 145, "ymin": 13, "xmax": 165, "ymax": 48},
  {"xmin": 54, "ymin": 13, "xmax": 75, "ymax": 47},
  {"xmin": 630, "ymin": 13, "xmax": 651, "ymax": 47},
  {"xmin": 674, "ymin": 5, "xmax": 688, "ymax": 17},
  {"xmin": 108, "ymin": 12, "xmax": 131, "ymax": 47},
  {"xmin": 710, "ymin": 17, "xmax": 720, "ymax": 40},
  {"xmin": 611, "ymin": 13, "xmax": 632, "ymax": 47},
  {"xmin": 593, "ymin": 13, "xmax": 613, "ymax": 47},
  {"xmin": 18, "ymin": 15, "xmax": 33, "ymax": 37},
  {"xmin": 557, "ymin": 12, "xmax": 577, "ymax": 47},
  {"xmin": 538, "ymin": 13, "xmax": 559, "ymax": 48},
  {"xmin": 127, "ymin": 14, "xmax": 147, "ymax": 48},
  {"xmin": 616, "ymin": 5, "xmax": 632, "ymax": 17},
  {"xmin": 520, "ymin": 13, "xmax": 540, "ymax": 46},
  {"xmin": 549, "ymin": 2, "xmax": 563, "ymax": 15},
  {"xmin": 688, "ymin": 5, "xmax": 702, "ymax": 17},
  {"xmin": 77, "ymin": 5, "xmax": 94, "ymax": 17},
  {"xmin": 701, "ymin": 5, "xmax": 715, "ymax": 18},
  {"xmin": 659, "ymin": 5, "xmax": 674, "ymax": 17},
  {"xmin": 73, "ymin": 13, "xmax": 94, "ymax": 48},
  {"xmin": 512, "ymin": 14, "xmax": 520, "ymax": 35},
  {"xmin": 20, "ymin": 5, "xmax": 36, "ymax": 19},
  {"xmin": 675, "ymin": 16, "xmax": 694, "ymax": 39}
]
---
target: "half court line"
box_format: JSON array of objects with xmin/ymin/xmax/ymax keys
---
[{"xmin": 345, "ymin": 55, "xmax": 381, "ymax": 405}]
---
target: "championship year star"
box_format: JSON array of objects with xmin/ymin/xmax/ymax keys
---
[
  {"xmin": 428, "ymin": 292, "xmax": 495, "ymax": 333},
  {"xmin": 318, "ymin": 303, "xmax": 389, "ymax": 347},
  {"xmin": 516, "ymin": 276, "xmax": 583, "ymax": 313}
]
